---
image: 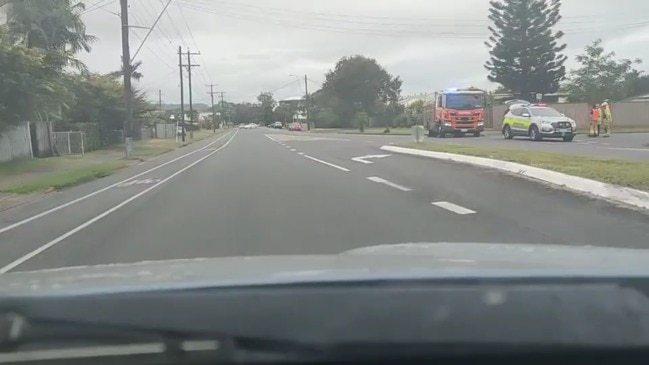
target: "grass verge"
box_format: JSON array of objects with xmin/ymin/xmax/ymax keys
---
[
  {"xmin": 398, "ymin": 142, "xmax": 649, "ymax": 191},
  {"xmin": 2, "ymin": 161, "xmax": 128, "ymax": 194}
]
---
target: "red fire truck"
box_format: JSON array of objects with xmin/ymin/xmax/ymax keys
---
[{"xmin": 427, "ymin": 88, "xmax": 486, "ymax": 138}]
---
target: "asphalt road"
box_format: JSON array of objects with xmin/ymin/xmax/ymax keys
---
[
  {"xmin": 0, "ymin": 128, "xmax": 648, "ymax": 273},
  {"xmin": 330, "ymin": 130, "xmax": 649, "ymax": 161}
]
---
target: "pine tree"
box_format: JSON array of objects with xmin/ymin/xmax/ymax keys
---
[{"xmin": 485, "ymin": 0, "xmax": 567, "ymax": 98}]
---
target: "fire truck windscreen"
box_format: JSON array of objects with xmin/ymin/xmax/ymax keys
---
[{"xmin": 445, "ymin": 93, "xmax": 484, "ymax": 110}]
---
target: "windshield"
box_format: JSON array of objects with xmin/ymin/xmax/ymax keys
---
[
  {"xmin": 445, "ymin": 94, "xmax": 484, "ymax": 109},
  {"xmin": 2, "ymin": 0, "xmax": 649, "ymax": 358},
  {"xmin": 530, "ymin": 108, "xmax": 563, "ymax": 117}
]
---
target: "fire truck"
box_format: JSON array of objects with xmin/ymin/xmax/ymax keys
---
[{"xmin": 427, "ymin": 88, "xmax": 486, "ymax": 138}]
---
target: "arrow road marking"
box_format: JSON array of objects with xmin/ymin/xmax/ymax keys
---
[
  {"xmin": 432, "ymin": 201, "xmax": 476, "ymax": 215},
  {"xmin": 366, "ymin": 177, "xmax": 411, "ymax": 191},
  {"xmin": 351, "ymin": 154, "xmax": 392, "ymax": 164}
]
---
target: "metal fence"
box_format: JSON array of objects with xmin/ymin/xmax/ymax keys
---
[{"xmin": 54, "ymin": 131, "xmax": 85, "ymax": 155}]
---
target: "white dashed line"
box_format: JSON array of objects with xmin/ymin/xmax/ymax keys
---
[
  {"xmin": 290, "ymin": 149, "xmax": 297, "ymax": 152},
  {"xmin": 298, "ymin": 152, "xmax": 305, "ymax": 155},
  {"xmin": 303, "ymin": 155, "xmax": 350, "ymax": 172},
  {"xmin": 366, "ymin": 177, "xmax": 412, "ymax": 191},
  {"xmin": 432, "ymin": 201, "xmax": 476, "ymax": 215}
]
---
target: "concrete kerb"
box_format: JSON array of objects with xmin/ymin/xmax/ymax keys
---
[{"xmin": 381, "ymin": 145, "xmax": 649, "ymax": 211}]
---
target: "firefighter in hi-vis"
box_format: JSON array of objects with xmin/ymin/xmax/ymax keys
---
[
  {"xmin": 589, "ymin": 104, "xmax": 600, "ymax": 137},
  {"xmin": 600, "ymin": 100, "xmax": 612, "ymax": 137}
]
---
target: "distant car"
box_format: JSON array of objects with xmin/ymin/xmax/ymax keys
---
[
  {"xmin": 248, "ymin": 123, "xmax": 258, "ymax": 129},
  {"xmin": 501, "ymin": 102, "xmax": 577, "ymax": 142},
  {"xmin": 272, "ymin": 122, "xmax": 283, "ymax": 129},
  {"xmin": 288, "ymin": 123, "xmax": 302, "ymax": 131}
]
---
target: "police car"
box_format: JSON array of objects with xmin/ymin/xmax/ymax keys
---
[{"xmin": 501, "ymin": 103, "xmax": 577, "ymax": 142}]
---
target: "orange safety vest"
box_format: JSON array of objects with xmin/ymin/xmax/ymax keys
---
[{"xmin": 591, "ymin": 108, "xmax": 600, "ymax": 121}]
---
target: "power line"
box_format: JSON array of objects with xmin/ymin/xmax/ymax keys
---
[
  {"xmin": 182, "ymin": 0, "xmax": 649, "ymax": 24},
  {"xmin": 130, "ymin": 0, "xmax": 173, "ymax": 62},
  {"xmin": 175, "ymin": 0, "xmax": 214, "ymax": 82},
  {"xmin": 177, "ymin": 0, "xmax": 649, "ymax": 38}
]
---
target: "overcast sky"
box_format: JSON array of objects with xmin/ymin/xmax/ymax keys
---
[{"xmin": 78, "ymin": 0, "xmax": 649, "ymax": 105}]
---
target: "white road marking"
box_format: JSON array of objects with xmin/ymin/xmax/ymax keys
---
[
  {"xmin": 366, "ymin": 177, "xmax": 412, "ymax": 191},
  {"xmin": 0, "ymin": 131, "xmax": 235, "ymax": 235},
  {"xmin": 606, "ymin": 147, "xmax": 649, "ymax": 152},
  {"xmin": 264, "ymin": 134, "xmax": 278, "ymax": 142},
  {"xmin": 303, "ymin": 155, "xmax": 350, "ymax": 172},
  {"xmin": 298, "ymin": 152, "xmax": 305, "ymax": 155},
  {"xmin": 432, "ymin": 201, "xmax": 476, "ymax": 215},
  {"xmin": 0, "ymin": 132, "xmax": 239, "ymax": 274},
  {"xmin": 285, "ymin": 145, "xmax": 291, "ymax": 148},
  {"xmin": 117, "ymin": 179, "xmax": 162, "ymax": 188},
  {"xmin": 351, "ymin": 154, "xmax": 392, "ymax": 164},
  {"xmin": 290, "ymin": 149, "xmax": 297, "ymax": 152}
]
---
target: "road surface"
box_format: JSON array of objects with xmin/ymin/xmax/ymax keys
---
[
  {"xmin": 0, "ymin": 128, "xmax": 648, "ymax": 273},
  {"xmin": 328, "ymin": 130, "xmax": 649, "ymax": 161}
]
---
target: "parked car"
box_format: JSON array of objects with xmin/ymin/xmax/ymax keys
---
[
  {"xmin": 271, "ymin": 122, "xmax": 283, "ymax": 129},
  {"xmin": 288, "ymin": 123, "xmax": 302, "ymax": 131},
  {"xmin": 501, "ymin": 102, "xmax": 576, "ymax": 142}
]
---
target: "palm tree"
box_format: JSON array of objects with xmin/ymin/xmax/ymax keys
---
[
  {"xmin": 109, "ymin": 59, "xmax": 144, "ymax": 82},
  {"xmin": 2, "ymin": 0, "xmax": 96, "ymax": 71}
]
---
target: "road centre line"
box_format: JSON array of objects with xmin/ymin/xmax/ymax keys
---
[
  {"xmin": 0, "ymin": 131, "xmax": 235, "ymax": 236},
  {"xmin": 291, "ymin": 149, "xmax": 297, "ymax": 152},
  {"xmin": 366, "ymin": 177, "xmax": 412, "ymax": 191},
  {"xmin": 303, "ymin": 155, "xmax": 350, "ymax": 172},
  {"xmin": 298, "ymin": 152, "xmax": 305, "ymax": 155},
  {"xmin": 0, "ymin": 131, "xmax": 239, "ymax": 274},
  {"xmin": 432, "ymin": 201, "xmax": 476, "ymax": 215}
]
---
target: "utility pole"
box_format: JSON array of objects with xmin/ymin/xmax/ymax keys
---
[
  {"xmin": 158, "ymin": 89, "xmax": 163, "ymax": 112},
  {"xmin": 206, "ymin": 84, "xmax": 218, "ymax": 132},
  {"xmin": 219, "ymin": 92, "xmax": 226, "ymax": 126},
  {"xmin": 177, "ymin": 46, "xmax": 185, "ymax": 142},
  {"xmin": 304, "ymin": 75, "xmax": 310, "ymax": 130},
  {"xmin": 120, "ymin": 0, "xmax": 133, "ymax": 157},
  {"xmin": 186, "ymin": 48, "xmax": 200, "ymax": 140}
]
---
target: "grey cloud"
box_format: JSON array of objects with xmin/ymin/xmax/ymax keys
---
[{"xmin": 78, "ymin": 0, "xmax": 649, "ymax": 104}]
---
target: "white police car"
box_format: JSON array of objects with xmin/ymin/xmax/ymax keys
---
[{"xmin": 501, "ymin": 103, "xmax": 577, "ymax": 142}]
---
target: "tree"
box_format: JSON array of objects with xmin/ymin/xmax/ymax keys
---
[
  {"xmin": 0, "ymin": 37, "xmax": 53, "ymax": 132},
  {"xmin": 563, "ymin": 40, "xmax": 642, "ymax": 103},
  {"xmin": 485, "ymin": 0, "xmax": 567, "ymax": 98},
  {"xmin": 405, "ymin": 100, "xmax": 425, "ymax": 126},
  {"xmin": 257, "ymin": 92, "xmax": 276, "ymax": 125},
  {"xmin": 109, "ymin": 59, "xmax": 144, "ymax": 81},
  {"xmin": 317, "ymin": 55, "xmax": 402, "ymax": 128},
  {"xmin": 2, "ymin": 0, "xmax": 96, "ymax": 72}
]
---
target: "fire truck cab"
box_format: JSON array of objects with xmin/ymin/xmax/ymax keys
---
[{"xmin": 428, "ymin": 88, "xmax": 486, "ymax": 138}]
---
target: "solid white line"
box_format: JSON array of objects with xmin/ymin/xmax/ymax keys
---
[
  {"xmin": 0, "ymin": 132, "xmax": 239, "ymax": 274},
  {"xmin": 0, "ymin": 131, "xmax": 235, "ymax": 236},
  {"xmin": 303, "ymin": 155, "xmax": 350, "ymax": 172},
  {"xmin": 366, "ymin": 177, "xmax": 412, "ymax": 191},
  {"xmin": 432, "ymin": 201, "xmax": 476, "ymax": 215}
]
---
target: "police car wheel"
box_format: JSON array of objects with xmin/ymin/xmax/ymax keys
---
[
  {"xmin": 503, "ymin": 125, "xmax": 513, "ymax": 140},
  {"xmin": 529, "ymin": 126, "xmax": 542, "ymax": 141}
]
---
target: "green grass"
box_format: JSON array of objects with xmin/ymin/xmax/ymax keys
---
[
  {"xmin": 2, "ymin": 161, "xmax": 128, "ymax": 194},
  {"xmin": 398, "ymin": 142, "xmax": 649, "ymax": 191},
  {"xmin": 0, "ymin": 158, "xmax": 66, "ymax": 177}
]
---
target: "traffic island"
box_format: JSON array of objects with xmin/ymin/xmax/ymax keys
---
[{"xmin": 383, "ymin": 142, "xmax": 649, "ymax": 211}]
